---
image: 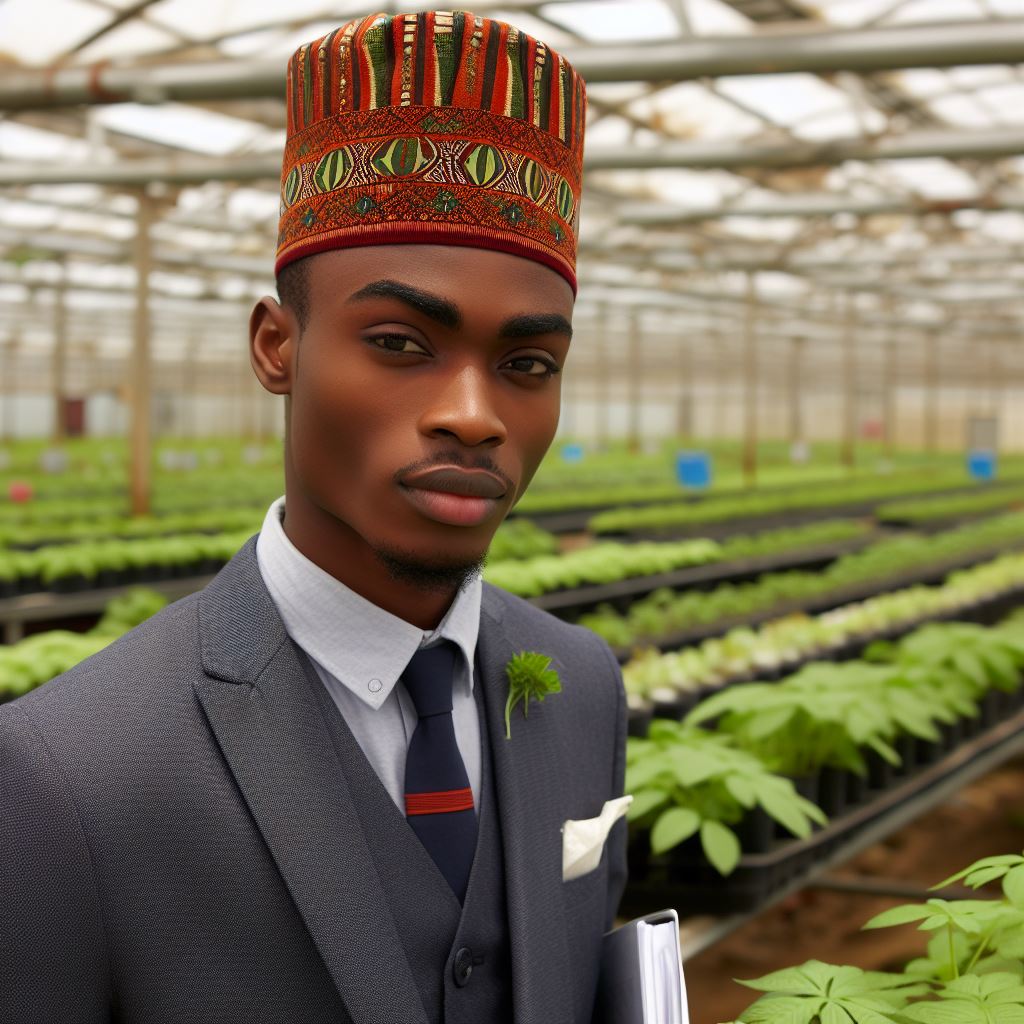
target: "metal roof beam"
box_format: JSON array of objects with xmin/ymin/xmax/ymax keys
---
[
  {"xmin": 3, "ymin": 18, "xmax": 1024, "ymax": 110},
  {"xmin": 618, "ymin": 192, "xmax": 1024, "ymax": 224},
  {"xmin": 8, "ymin": 125, "xmax": 1024, "ymax": 188}
]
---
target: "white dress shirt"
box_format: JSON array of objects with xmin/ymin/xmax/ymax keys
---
[{"xmin": 255, "ymin": 496, "xmax": 482, "ymax": 811}]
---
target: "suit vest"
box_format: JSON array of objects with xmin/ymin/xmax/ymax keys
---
[{"xmin": 294, "ymin": 642, "xmax": 514, "ymax": 1024}]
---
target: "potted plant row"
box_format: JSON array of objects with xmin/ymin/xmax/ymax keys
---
[
  {"xmin": 724, "ymin": 849, "xmax": 1024, "ymax": 1024},
  {"xmin": 0, "ymin": 531, "xmax": 254, "ymax": 597},
  {"xmin": 577, "ymin": 511, "xmax": 1024, "ymax": 653},
  {"xmin": 621, "ymin": 551, "xmax": 1024, "ymax": 735},
  {"xmin": 0, "ymin": 587, "xmax": 169, "ymax": 702},
  {"xmin": 623, "ymin": 617, "xmax": 1024, "ymax": 913}
]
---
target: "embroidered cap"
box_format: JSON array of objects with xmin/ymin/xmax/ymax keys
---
[{"xmin": 276, "ymin": 11, "xmax": 587, "ymax": 293}]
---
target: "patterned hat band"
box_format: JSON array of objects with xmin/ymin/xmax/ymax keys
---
[{"xmin": 276, "ymin": 104, "xmax": 581, "ymax": 291}]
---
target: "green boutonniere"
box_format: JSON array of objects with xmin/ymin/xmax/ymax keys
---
[{"xmin": 504, "ymin": 651, "xmax": 562, "ymax": 740}]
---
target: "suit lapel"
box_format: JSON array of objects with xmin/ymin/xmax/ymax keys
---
[
  {"xmin": 478, "ymin": 587, "xmax": 574, "ymax": 1024},
  {"xmin": 194, "ymin": 538, "xmax": 428, "ymax": 1024}
]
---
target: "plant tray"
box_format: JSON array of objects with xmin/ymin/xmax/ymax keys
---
[{"xmin": 621, "ymin": 701, "xmax": 1024, "ymax": 920}]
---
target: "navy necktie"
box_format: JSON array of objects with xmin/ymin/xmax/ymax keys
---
[{"xmin": 402, "ymin": 640, "xmax": 478, "ymax": 902}]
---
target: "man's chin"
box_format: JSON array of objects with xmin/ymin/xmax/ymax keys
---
[{"xmin": 372, "ymin": 542, "xmax": 485, "ymax": 594}]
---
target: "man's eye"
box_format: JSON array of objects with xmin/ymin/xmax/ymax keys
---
[
  {"xmin": 506, "ymin": 356, "xmax": 559, "ymax": 377},
  {"xmin": 367, "ymin": 334, "xmax": 428, "ymax": 355}
]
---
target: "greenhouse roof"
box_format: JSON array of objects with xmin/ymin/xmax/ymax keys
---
[{"xmin": 3, "ymin": 0, "xmax": 1024, "ymax": 361}]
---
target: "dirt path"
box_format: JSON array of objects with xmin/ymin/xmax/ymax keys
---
[{"xmin": 681, "ymin": 757, "xmax": 1024, "ymax": 1024}]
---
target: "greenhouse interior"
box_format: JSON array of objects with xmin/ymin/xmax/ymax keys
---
[{"xmin": 5, "ymin": 1, "xmax": 1024, "ymax": 1022}]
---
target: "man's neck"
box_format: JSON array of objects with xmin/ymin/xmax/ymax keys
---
[{"xmin": 279, "ymin": 497, "xmax": 459, "ymax": 631}]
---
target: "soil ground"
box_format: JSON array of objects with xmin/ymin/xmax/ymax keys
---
[{"xmin": 680, "ymin": 756, "xmax": 1024, "ymax": 1024}]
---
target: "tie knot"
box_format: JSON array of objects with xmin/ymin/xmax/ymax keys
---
[{"xmin": 402, "ymin": 640, "xmax": 458, "ymax": 718}]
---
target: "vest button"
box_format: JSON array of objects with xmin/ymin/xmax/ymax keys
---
[{"xmin": 453, "ymin": 947, "xmax": 474, "ymax": 987}]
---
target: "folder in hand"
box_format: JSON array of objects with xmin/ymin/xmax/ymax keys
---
[{"xmin": 594, "ymin": 909, "xmax": 689, "ymax": 1024}]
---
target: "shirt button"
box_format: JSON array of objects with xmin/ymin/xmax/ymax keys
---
[
  {"xmin": 368, "ymin": 679, "xmax": 383, "ymax": 693},
  {"xmin": 452, "ymin": 947, "xmax": 473, "ymax": 987}
]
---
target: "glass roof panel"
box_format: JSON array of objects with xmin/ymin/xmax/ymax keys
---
[
  {"xmin": 715, "ymin": 74, "xmax": 853, "ymax": 129},
  {"xmin": 875, "ymin": 159, "xmax": 980, "ymax": 199},
  {"xmin": 93, "ymin": 103, "xmax": 269, "ymax": 155},
  {"xmin": 540, "ymin": 0, "xmax": 679, "ymax": 42},
  {"xmin": 884, "ymin": 0, "xmax": 994, "ymax": 22},
  {"xmin": 683, "ymin": 0, "xmax": 754, "ymax": 34},
  {"xmin": 0, "ymin": 0, "xmax": 110, "ymax": 65},
  {"xmin": 75, "ymin": 20, "xmax": 179, "ymax": 63}
]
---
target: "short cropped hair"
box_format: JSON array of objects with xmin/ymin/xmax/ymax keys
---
[{"xmin": 276, "ymin": 259, "xmax": 310, "ymax": 332}]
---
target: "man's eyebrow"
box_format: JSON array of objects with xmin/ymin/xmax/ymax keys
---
[
  {"xmin": 346, "ymin": 279, "xmax": 462, "ymax": 329},
  {"xmin": 498, "ymin": 313, "xmax": 574, "ymax": 340}
]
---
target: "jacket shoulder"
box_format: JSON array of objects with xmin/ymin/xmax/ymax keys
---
[{"xmin": 3, "ymin": 590, "xmax": 204, "ymax": 727}]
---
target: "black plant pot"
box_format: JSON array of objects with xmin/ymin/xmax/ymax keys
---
[
  {"xmin": 627, "ymin": 705, "xmax": 653, "ymax": 738},
  {"xmin": 651, "ymin": 689, "xmax": 698, "ymax": 722},
  {"xmin": 818, "ymin": 767, "xmax": 848, "ymax": 819},
  {"xmin": 51, "ymin": 573, "xmax": 94, "ymax": 593},
  {"xmin": 867, "ymin": 750, "xmax": 895, "ymax": 791},
  {"xmin": 845, "ymin": 770, "xmax": 869, "ymax": 807},
  {"xmin": 777, "ymin": 773, "xmax": 820, "ymax": 839},
  {"xmin": 961, "ymin": 711, "xmax": 984, "ymax": 740},
  {"xmin": 894, "ymin": 734, "xmax": 918, "ymax": 779},
  {"xmin": 736, "ymin": 807, "xmax": 774, "ymax": 853},
  {"xmin": 914, "ymin": 735, "xmax": 944, "ymax": 766},
  {"xmin": 977, "ymin": 691, "xmax": 996, "ymax": 729},
  {"xmin": 96, "ymin": 568, "xmax": 119, "ymax": 588},
  {"xmin": 941, "ymin": 719, "xmax": 964, "ymax": 753},
  {"xmin": 17, "ymin": 574, "xmax": 43, "ymax": 596},
  {"xmin": 626, "ymin": 834, "xmax": 651, "ymax": 876}
]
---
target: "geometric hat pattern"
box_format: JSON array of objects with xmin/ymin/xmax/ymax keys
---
[{"xmin": 276, "ymin": 11, "xmax": 587, "ymax": 292}]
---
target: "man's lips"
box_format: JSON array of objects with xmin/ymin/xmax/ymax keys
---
[
  {"xmin": 399, "ymin": 466, "xmax": 508, "ymax": 500},
  {"xmin": 397, "ymin": 466, "xmax": 509, "ymax": 527}
]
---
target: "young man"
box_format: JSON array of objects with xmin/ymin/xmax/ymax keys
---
[{"xmin": 1, "ymin": 12, "xmax": 628, "ymax": 1024}]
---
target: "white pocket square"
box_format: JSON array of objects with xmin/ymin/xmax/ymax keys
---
[{"xmin": 562, "ymin": 795, "xmax": 633, "ymax": 882}]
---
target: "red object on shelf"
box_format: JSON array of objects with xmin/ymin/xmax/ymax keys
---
[{"xmin": 7, "ymin": 480, "xmax": 33, "ymax": 503}]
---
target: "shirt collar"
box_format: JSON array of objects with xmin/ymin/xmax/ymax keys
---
[{"xmin": 255, "ymin": 496, "xmax": 481, "ymax": 711}]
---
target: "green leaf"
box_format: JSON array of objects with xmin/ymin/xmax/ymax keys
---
[
  {"xmin": 863, "ymin": 904, "xmax": 935, "ymax": 930},
  {"xmin": 738, "ymin": 964, "xmax": 829, "ymax": 995},
  {"xmin": 725, "ymin": 774, "xmax": 758, "ymax": 808},
  {"xmin": 701, "ymin": 819, "xmax": 742, "ymax": 876},
  {"xmin": 899, "ymin": 1002, "xmax": 986, "ymax": 1024},
  {"xmin": 933, "ymin": 856, "xmax": 1024, "ymax": 891},
  {"xmin": 626, "ymin": 787, "xmax": 668, "ymax": 821},
  {"xmin": 624, "ymin": 757, "xmax": 670, "ymax": 792},
  {"xmin": 756, "ymin": 783, "xmax": 815, "ymax": 840},
  {"xmin": 504, "ymin": 651, "xmax": 561, "ymax": 739},
  {"xmin": 738, "ymin": 994, "xmax": 823, "ymax": 1024},
  {"xmin": 819, "ymin": 1004, "xmax": 850, "ymax": 1024},
  {"xmin": 650, "ymin": 807, "xmax": 700, "ymax": 855},
  {"xmin": 1004, "ymin": 866, "xmax": 1024, "ymax": 908}
]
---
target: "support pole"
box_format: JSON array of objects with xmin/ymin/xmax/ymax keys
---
[
  {"xmin": 883, "ymin": 333, "xmax": 898, "ymax": 461},
  {"xmin": 595, "ymin": 311, "xmax": 611, "ymax": 448},
  {"xmin": 788, "ymin": 336, "xmax": 805, "ymax": 447},
  {"xmin": 923, "ymin": 331, "xmax": 939, "ymax": 453},
  {"xmin": 713, "ymin": 331, "xmax": 728, "ymax": 442},
  {"xmin": 130, "ymin": 190, "xmax": 156, "ymax": 517},
  {"xmin": 841, "ymin": 292, "xmax": 858, "ymax": 470},
  {"xmin": 677, "ymin": 332, "xmax": 693, "ymax": 440},
  {"xmin": 52, "ymin": 268, "xmax": 68, "ymax": 442},
  {"xmin": 0, "ymin": 334, "xmax": 15, "ymax": 440},
  {"xmin": 627, "ymin": 310, "xmax": 643, "ymax": 453},
  {"xmin": 743, "ymin": 274, "xmax": 759, "ymax": 488}
]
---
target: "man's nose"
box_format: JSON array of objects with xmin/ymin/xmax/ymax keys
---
[{"xmin": 418, "ymin": 365, "xmax": 508, "ymax": 447}]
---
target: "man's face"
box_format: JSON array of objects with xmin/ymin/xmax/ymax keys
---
[{"xmin": 271, "ymin": 244, "xmax": 573, "ymax": 584}]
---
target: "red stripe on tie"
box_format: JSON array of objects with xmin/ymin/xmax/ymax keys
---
[{"xmin": 405, "ymin": 787, "xmax": 474, "ymax": 816}]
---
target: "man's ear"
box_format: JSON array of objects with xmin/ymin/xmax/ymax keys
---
[{"xmin": 250, "ymin": 296, "xmax": 296, "ymax": 395}]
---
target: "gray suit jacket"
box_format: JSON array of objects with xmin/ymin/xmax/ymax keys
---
[{"xmin": 1, "ymin": 537, "xmax": 627, "ymax": 1024}]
